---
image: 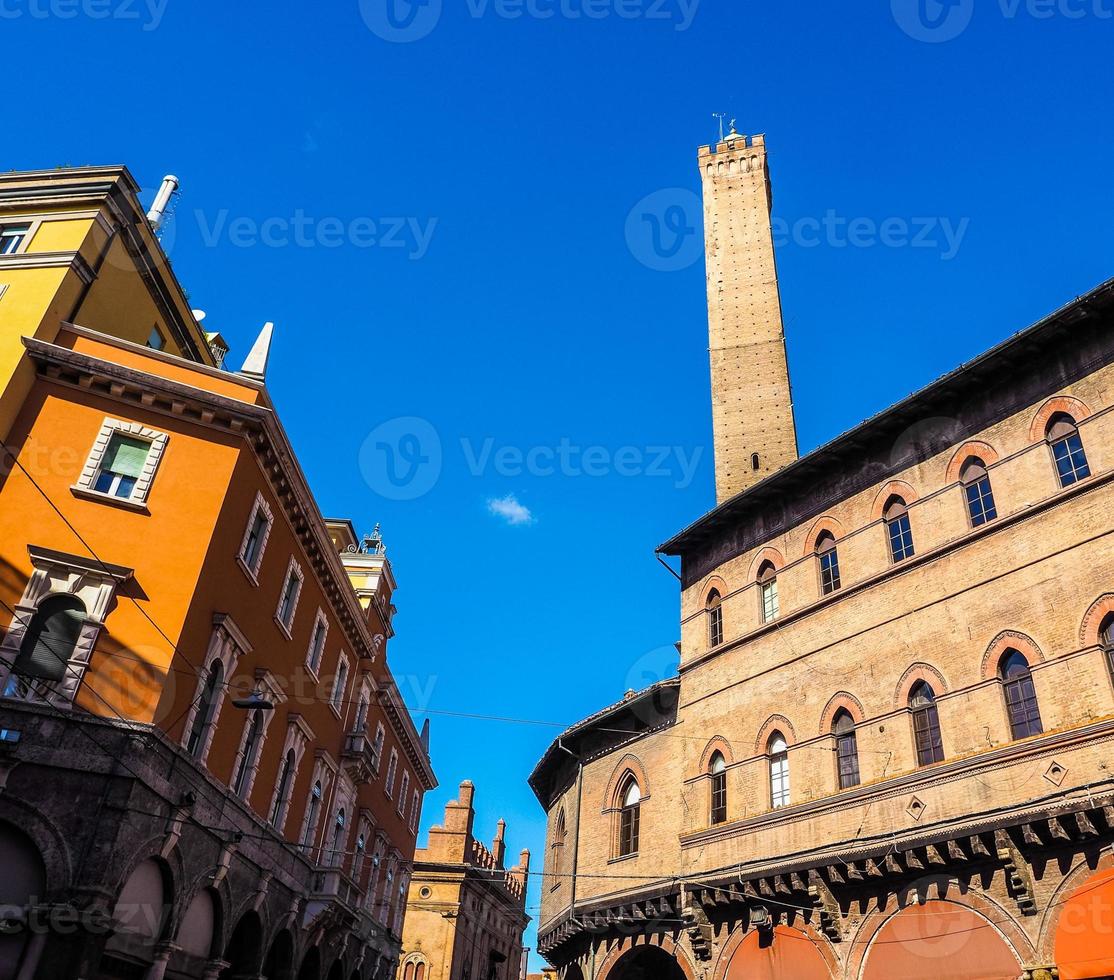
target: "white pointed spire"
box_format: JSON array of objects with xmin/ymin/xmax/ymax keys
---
[{"xmin": 239, "ymin": 321, "xmax": 274, "ymax": 381}]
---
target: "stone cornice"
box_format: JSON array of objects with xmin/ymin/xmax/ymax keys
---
[{"xmin": 0, "ymin": 250, "xmax": 95, "ymax": 285}]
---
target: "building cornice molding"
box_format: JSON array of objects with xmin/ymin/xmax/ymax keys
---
[{"xmin": 0, "ymin": 250, "xmax": 95, "ymax": 285}]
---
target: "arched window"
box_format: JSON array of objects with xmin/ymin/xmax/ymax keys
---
[
  {"xmin": 404, "ymin": 964, "xmax": 415, "ymax": 980},
  {"xmin": 301, "ymin": 780, "xmax": 323, "ymax": 851},
  {"xmin": 832, "ymin": 709, "xmax": 860, "ymax": 789},
  {"xmin": 816, "ymin": 532, "xmax": 841, "ymax": 595},
  {"xmin": 231, "ymin": 710, "xmax": 263, "ymax": 798},
  {"xmin": 757, "ymin": 561, "xmax": 779, "ymax": 623},
  {"xmin": 354, "ymin": 832, "xmax": 366, "ymax": 881},
  {"xmin": 415, "ymin": 963, "xmax": 426, "ymax": 980},
  {"xmin": 910, "ymin": 681, "xmax": 944, "ymax": 766},
  {"xmin": 186, "ymin": 660, "xmax": 224, "ymax": 759},
  {"xmin": 709, "ymin": 751, "xmax": 727, "ymax": 825},
  {"xmin": 999, "ymin": 650, "xmax": 1043, "ymax": 740},
  {"xmin": 884, "ymin": 497, "xmax": 915, "ymax": 563},
  {"xmin": 5, "ymin": 594, "xmax": 86, "ymax": 698},
  {"xmin": 751, "ymin": 453, "xmax": 761, "ymax": 471},
  {"xmin": 271, "ymin": 748, "xmax": 296, "ymax": 828},
  {"xmin": 617, "ymin": 776, "xmax": 641, "ymax": 857},
  {"xmin": 768, "ymin": 734, "xmax": 790, "ymax": 809},
  {"xmin": 706, "ymin": 589, "xmax": 724, "ymax": 648},
  {"xmin": 551, "ymin": 809, "xmax": 566, "ymax": 885},
  {"xmin": 1047, "ymin": 414, "xmax": 1090, "ymax": 487},
  {"xmin": 960, "ymin": 457, "xmax": 997, "ymax": 526}
]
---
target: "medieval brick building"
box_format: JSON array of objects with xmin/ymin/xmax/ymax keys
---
[
  {"xmin": 0, "ymin": 167, "xmax": 436, "ymax": 980},
  {"xmin": 529, "ymin": 130, "xmax": 1114, "ymax": 980},
  {"xmin": 397, "ymin": 781, "xmax": 530, "ymax": 980}
]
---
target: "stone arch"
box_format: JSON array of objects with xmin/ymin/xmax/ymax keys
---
[
  {"xmin": 108, "ymin": 853, "xmax": 176, "ymax": 944},
  {"xmin": 1080, "ymin": 593, "xmax": 1114, "ymax": 646},
  {"xmin": 700, "ymin": 575, "xmax": 728, "ymax": 603},
  {"xmin": 980, "ymin": 630, "xmax": 1045, "ymax": 680},
  {"xmin": 755, "ymin": 714, "xmax": 797, "ymax": 754},
  {"xmin": 222, "ymin": 908, "xmax": 267, "ymax": 979},
  {"xmin": 1035, "ymin": 850, "xmax": 1114, "ymax": 968},
  {"xmin": 946, "ymin": 441, "xmax": 1001, "ymax": 484},
  {"xmin": 1029, "ymin": 394, "xmax": 1093, "ymax": 443},
  {"xmin": 601, "ymin": 754, "xmax": 651, "ymax": 813},
  {"xmin": 849, "ymin": 889, "xmax": 1033, "ymax": 980},
  {"xmin": 871, "ymin": 480, "xmax": 920, "ymax": 521},
  {"xmin": 0, "ymin": 797, "xmax": 73, "ymax": 897},
  {"xmin": 595, "ymin": 934, "xmax": 696, "ymax": 980},
  {"xmin": 747, "ymin": 547, "xmax": 786, "ymax": 581},
  {"xmin": 263, "ymin": 928, "xmax": 297, "ymax": 980},
  {"xmin": 894, "ymin": 662, "xmax": 950, "ymax": 709},
  {"xmin": 712, "ymin": 920, "xmax": 838, "ymax": 980},
  {"xmin": 801, "ymin": 516, "xmax": 846, "ymax": 558},
  {"xmin": 175, "ymin": 886, "xmax": 223, "ymax": 962},
  {"xmin": 699, "ymin": 735, "xmax": 735, "ymax": 772},
  {"xmin": 0, "ymin": 820, "xmax": 48, "ymax": 980},
  {"xmin": 818, "ymin": 691, "xmax": 867, "ymax": 734}
]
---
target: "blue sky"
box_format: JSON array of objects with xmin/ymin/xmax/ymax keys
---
[{"xmin": 10, "ymin": 0, "xmax": 1114, "ymax": 966}]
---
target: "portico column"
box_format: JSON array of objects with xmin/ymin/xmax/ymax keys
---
[
  {"xmin": 201, "ymin": 957, "xmax": 230, "ymax": 980},
  {"xmin": 143, "ymin": 941, "xmax": 179, "ymax": 980}
]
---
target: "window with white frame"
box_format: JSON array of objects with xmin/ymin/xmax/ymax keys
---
[
  {"xmin": 0, "ymin": 224, "xmax": 30, "ymax": 255},
  {"xmin": 301, "ymin": 780, "xmax": 324, "ymax": 852},
  {"xmin": 180, "ymin": 616, "xmax": 246, "ymax": 765},
  {"xmin": 385, "ymin": 748, "xmax": 398, "ymax": 798},
  {"xmin": 410, "ymin": 790, "xmax": 420, "ymax": 831},
  {"xmin": 306, "ymin": 610, "xmax": 328, "ymax": 674},
  {"xmin": 331, "ymin": 654, "xmax": 350, "ymax": 713},
  {"xmin": 239, "ymin": 493, "xmax": 274, "ymax": 578},
  {"xmin": 74, "ymin": 418, "xmax": 168, "ymax": 507},
  {"xmin": 275, "ymin": 558, "xmax": 303, "ymax": 633},
  {"xmin": 398, "ymin": 771, "xmax": 410, "ymax": 814},
  {"xmin": 231, "ymin": 710, "xmax": 264, "ymax": 798}
]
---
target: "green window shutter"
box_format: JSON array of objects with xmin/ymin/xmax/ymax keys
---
[{"xmin": 103, "ymin": 435, "xmax": 151, "ymax": 478}]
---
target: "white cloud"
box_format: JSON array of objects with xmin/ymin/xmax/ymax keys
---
[{"xmin": 487, "ymin": 493, "xmax": 535, "ymax": 526}]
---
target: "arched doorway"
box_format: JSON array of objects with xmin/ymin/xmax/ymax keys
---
[
  {"xmin": 861, "ymin": 901, "xmax": 1022, "ymax": 980},
  {"xmin": 1055, "ymin": 866, "xmax": 1114, "ymax": 978},
  {"xmin": 221, "ymin": 910, "xmax": 264, "ymax": 979},
  {"xmin": 298, "ymin": 946, "xmax": 322, "ymax": 980},
  {"xmin": 723, "ymin": 925, "xmax": 831, "ymax": 979},
  {"xmin": 326, "ymin": 959, "xmax": 344, "ymax": 980},
  {"xmin": 606, "ymin": 946, "xmax": 686, "ymax": 980},
  {"xmin": 101, "ymin": 856, "xmax": 173, "ymax": 976},
  {"xmin": 263, "ymin": 929, "xmax": 296, "ymax": 980},
  {"xmin": 0, "ymin": 822, "xmax": 47, "ymax": 980}
]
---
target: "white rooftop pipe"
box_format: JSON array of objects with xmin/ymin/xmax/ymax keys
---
[{"xmin": 146, "ymin": 175, "xmax": 180, "ymax": 231}]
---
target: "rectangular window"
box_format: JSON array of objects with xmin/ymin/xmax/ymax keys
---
[
  {"xmin": 399, "ymin": 771, "xmax": 410, "ymax": 814},
  {"xmin": 887, "ymin": 514, "xmax": 915, "ymax": 562},
  {"xmin": 770, "ymin": 756, "xmax": 790, "ymax": 808},
  {"xmin": 965, "ymin": 476, "xmax": 997, "ymax": 526},
  {"xmin": 708, "ymin": 606, "xmax": 723, "ymax": 647},
  {"xmin": 241, "ymin": 506, "xmax": 271, "ymax": 573},
  {"xmin": 276, "ymin": 560, "xmax": 303, "ymax": 631},
  {"xmin": 836, "ymin": 733, "xmax": 860, "ymax": 789},
  {"xmin": 93, "ymin": 434, "xmax": 152, "ymax": 499},
  {"xmin": 761, "ymin": 580, "xmax": 779, "ymax": 623},
  {"xmin": 0, "ymin": 224, "xmax": 30, "ymax": 255},
  {"xmin": 410, "ymin": 790, "xmax": 420, "ymax": 831},
  {"xmin": 1053, "ymin": 433, "xmax": 1090, "ymax": 487},
  {"xmin": 385, "ymin": 749, "xmax": 398, "ymax": 798},
  {"xmin": 307, "ymin": 613, "xmax": 328, "ymax": 674},
  {"xmin": 619, "ymin": 805, "xmax": 639, "ymax": 856},
  {"xmin": 147, "ymin": 325, "xmax": 166, "ymax": 350},
  {"xmin": 331, "ymin": 656, "xmax": 349, "ymax": 712},
  {"xmin": 819, "ymin": 549, "xmax": 841, "ymax": 595},
  {"xmin": 913, "ymin": 706, "xmax": 945, "ymax": 766},
  {"xmin": 710, "ymin": 772, "xmax": 727, "ymax": 825}
]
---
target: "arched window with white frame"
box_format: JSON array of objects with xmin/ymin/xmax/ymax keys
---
[{"xmin": 768, "ymin": 733, "xmax": 790, "ymax": 809}]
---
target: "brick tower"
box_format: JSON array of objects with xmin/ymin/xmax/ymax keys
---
[{"xmin": 699, "ymin": 128, "xmax": 798, "ymax": 502}]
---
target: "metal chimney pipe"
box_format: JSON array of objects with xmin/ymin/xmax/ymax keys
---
[{"xmin": 146, "ymin": 175, "xmax": 180, "ymax": 231}]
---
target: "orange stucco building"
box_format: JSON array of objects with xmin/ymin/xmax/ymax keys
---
[{"xmin": 0, "ymin": 167, "xmax": 436, "ymax": 980}]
